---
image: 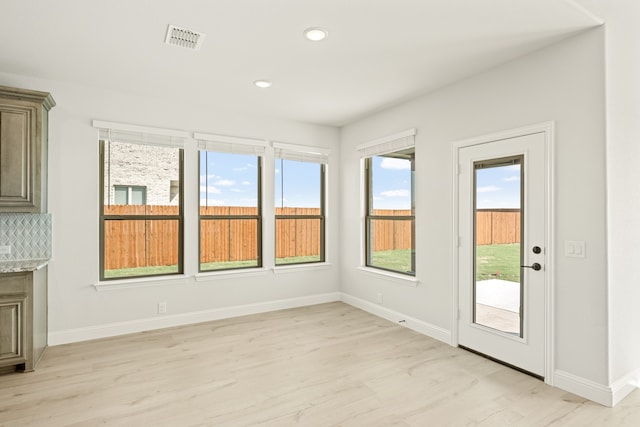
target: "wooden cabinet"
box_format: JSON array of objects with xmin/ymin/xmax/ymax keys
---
[
  {"xmin": 0, "ymin": 267, "xmax": 47, "ymax": 372},
  {"xmin": 0, "ymin": 86, "xmax": 55, "ymax": 213},
  {"xmin": 0, "ymin": 297, "xmax": 25, "ymax": 364}
]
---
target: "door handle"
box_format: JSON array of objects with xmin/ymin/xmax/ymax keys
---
[{"xmin": 521, "ymin": 263, "xmax": 542, "ymax": 271}]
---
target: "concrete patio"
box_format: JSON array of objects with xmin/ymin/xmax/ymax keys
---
[{"xmin": 475, "ymin": 279, "xmax": 520, "ymax": 334}]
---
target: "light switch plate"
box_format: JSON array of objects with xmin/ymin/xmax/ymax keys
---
[
  {"xmin": 565, "ymin": 240, "xmax": 586, "ymax": 258},
  {"xmin": 0, "ymin": 245, "xmax": 11, "ymax": 255}
]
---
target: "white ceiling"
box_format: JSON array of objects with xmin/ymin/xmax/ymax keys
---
[{"xmin": 0, "ymin": 0, "xmax": 602, "ymax": 126}]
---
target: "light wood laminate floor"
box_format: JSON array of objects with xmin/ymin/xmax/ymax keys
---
[{"xmin": 1, "ymin": 302, "xmax": 639, "ymax": 426}]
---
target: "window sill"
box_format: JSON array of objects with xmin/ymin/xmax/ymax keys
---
[
  {"xmin": 93, "ymin": 274, "xmax": 190, "ymax": 291},
  {"xmin": 357, "ymin": 267, "xmax": 419, "ymax": 287},
  {"xmin": 195, "ymin": 267, "xmax": 270, "ymax": 282},
  {"xmin": 273, "ymin": 262, "xmax": 332, "ymax": 274}
]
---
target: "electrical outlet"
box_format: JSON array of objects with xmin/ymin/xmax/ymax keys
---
[
  {"xmin": 377, "ymin": 293, "xmax": 384, "ymax": 304},
  {"xmin": 0, "ymin": 245, "xmax": 11, "ymax": 255},
  {"xmin": 158, "ymin": 302, "xmax": 167, "ymax": 314}
]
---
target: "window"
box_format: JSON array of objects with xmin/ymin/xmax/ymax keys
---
[
  {"xmin": 99, "ymin": 138, "xmax": 184, "ymax": 280},
  {"xmin": 96, "ymin": 121, "xmax": 332, "ymax": 281},
  {"xmin": 359, "ymin": 129, "xmax": 416, "ymax": 276},
  {"xmin": 273, "ymin": 143, "xmax": 329, "ymax": 266},
  {"xmin": 275, "ymin": 157, "xmax": 326, "ymax": 265},
  {"xmin": 197, "ymin": 134, "xmax": 265, "ymax": 272},
  {"xmin": 113, "ymin": 185, "xmax": 146, "ymax": 205}
]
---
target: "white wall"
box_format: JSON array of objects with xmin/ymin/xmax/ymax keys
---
[
  {"xmin": 3, "ymin": 12, "xmax": 631, "ymax": 406},
  {"xmin": 595, "ymin": 1, "xmax": 640, "ymax": 389},
  {"xmin": 340, "ymin": 28, "xmax": 608, "ymax": 387},
  {"xmin": 0, "ymin": 70, "xmax": 341, "ymax": 341}
]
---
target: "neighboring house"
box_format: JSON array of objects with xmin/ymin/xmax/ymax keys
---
[{"xmin": 104, "ymin": 141, "xmax": 179, "ymax": 206}]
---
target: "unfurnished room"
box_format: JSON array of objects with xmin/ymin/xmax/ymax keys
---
[{"xmin": 0, "ymin": 0, "xmax": 639, "ymax": 425}]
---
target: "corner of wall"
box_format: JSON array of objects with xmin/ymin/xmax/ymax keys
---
[
  {"xmin": 553, "ymin": 369, "xmax": 613, "ymax": 406},
  {"xmin": 340, "ymin": 292, "xmax": 452, "ymax": 345},
  {"xmin": 553, "ymin": 368, "xmax": 639, "ymax": 407},
  {"xmin": 611, "ymin": 368, "xmax": 640, "ymax": 407}
]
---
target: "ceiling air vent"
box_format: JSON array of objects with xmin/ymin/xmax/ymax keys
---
[{"xmin": 165, "ymin": 25, "xmax": 206, "ymax": 51}]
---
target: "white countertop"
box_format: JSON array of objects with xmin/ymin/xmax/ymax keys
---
[{"xmin": 0, "ymin": 260, "xmax": 49, "ymax": 273}]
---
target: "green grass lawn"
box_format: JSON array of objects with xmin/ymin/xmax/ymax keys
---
[
  {"xmin": 105, "ymin": 244, "xmax": 520, "ymax": 281},
  {"xmin": 201, "ymin": 259, "xmax": 258, "ymax": 271},
  {"xmin": 104, "ymin": 264, "xmax": 179, "ymax": 279},
  {"xmin": 371, "ymin": 249, "xmax": 413, "ymax": 274},
  {"xmin": 104, "ymin": 255, "xmax": 323, "ymax": 278},
  {"xmin": 276, "ymin": 255, "xmax": 322, "ymax": 265},
  {"xmin": 476, "ymin": 243, "xmax": 521, "ymax": 283},
  {"xmin": 370, "ymin": 244, "xmax": 520, "ymax": 281}
]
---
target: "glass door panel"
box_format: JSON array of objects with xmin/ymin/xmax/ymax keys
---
[{"xmin": 473, "ymin": 156, "xmax": 523, "ymax": 336}]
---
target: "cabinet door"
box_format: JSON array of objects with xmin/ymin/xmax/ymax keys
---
[
  {"xmin": 0, "ymin": 298, "xmax": 26, "ymax": 364},
  {"xmin": 0, "ymin": 102, "xmax": 40, "ymax": 212}
]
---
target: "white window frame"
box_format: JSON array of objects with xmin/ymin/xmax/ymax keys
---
[
  {"xmin": 94, "ymin": 120, "xmax": 188, "ymax": 282},
  {"xmin": 357, "ymin": 128, "xmax": 418, "ymax": 284},
  {"xmin": 195, "ymin": 133, "xmax": 267, "ymax": 273},
  {"xmin": 273, "ymin": 142, "xmax": 330, "ymax": 267}
]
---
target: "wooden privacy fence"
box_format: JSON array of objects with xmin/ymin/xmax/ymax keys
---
[
  {"xmin": 199, "ymin": 207, "xmax": 322, "ymax": 262},
  {"xmin": 104, "ymin": 205, "xmax": 323, "ymax": 269},
  {"xmin": 275, "ymin": 208, "xmax": 322, "ymax": 259},
  {"xmin": 475, "ymin": 209, "xmax": 521, "ymax": 246},
  {"xmin": 104, "ymin": 206, "xmax": 520, "ymax": 269},
  {"xmin": 200, "ymin": 206, "xmax": 260, "ymax": 263},
  {"xmin": 103, "ymin": 205, "xmax": 180, "ymax": 270},
  {"xmin": 370, "ymin": 210, "xmax": 413, "ymax": 252},
  {"xmin": 369, "ymin": 209, "xmax": 520, "ymax": 250}
]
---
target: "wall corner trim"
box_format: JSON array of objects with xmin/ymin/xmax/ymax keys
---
[
  {"xmin": 553, "ymin": 369, "xmax": 614, "ymax": 407},
  {"xmin": 340, "ymin": 292, "xmax": 452, "ymax": 345},
  {"xmin": 48, "ymin": 292, "xmax": 341, "ymax": 346},
  {"xmin": 611, "ymin": 368, "xmax": 640, "ymax": 407}
]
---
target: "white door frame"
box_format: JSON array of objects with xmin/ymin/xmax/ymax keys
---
[{"xmin": 451, "ymin": 121, "xmax": 555, "ymax": 384}]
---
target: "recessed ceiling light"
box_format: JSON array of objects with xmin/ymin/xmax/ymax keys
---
[
  {"xmin": 304, "ymin": 27, "xmax": 328, "ymax": 41},
  {"xmin": 254, "ymin": 80, "xmax": 272, "ymax": 88}
]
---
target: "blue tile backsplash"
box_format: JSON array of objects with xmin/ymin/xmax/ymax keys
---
[{"xmin": 0, "ymin": 213, "xmax": 52, "ymax": 261}]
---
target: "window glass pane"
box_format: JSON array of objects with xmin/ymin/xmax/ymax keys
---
[
  {"xmin": 200, "ymin": 219, "xmax": 259, "ymax": 271},
  {"xmin": 200, "ymin": 151, "xmax": 258, "ymax": 210},
  {"xmin": 370, "ymin": 151, "xmax": 412, "ymax": 214},
  {"xmin": 275, "ymin": 218, "xmax": 322, "ymax": 265},
  {"xmin": 368, "ymin": 218, "xmax": 414, "ymax": 274},
  {"xmin": 275, "ymin": 158, "xmax": 324, "ymax": 266},
  {"xmin": 130, "ymin": 186, "xmax": 146, "ymax": 205},
  {"xmin": 113, "ymin": 186, "xmax": 128, "ymax": 204},
  {"xmin": 199, "ymin": 151, "xmax": 261, "ymax": 271},
  {"xmin": 101, "ymin": 140, "xmax": 182, "ymax": 280},
  {"xmin": 474, "ymin": 160, "xmax": 522, "ymax": 335},
  {"xmin": 103, "ymin": 141, "xmax": 180, "ymax": 216},
  {"xmin": 275, "ymin": 159, "xmax": 320, "ymax": 209},
  {"xmin": 103, "ymin": 219, "xmax": 180, "ymax": 278},
  {"xmin": 366, "ymin": 147, "xmax": 415, "ymax": 275}
]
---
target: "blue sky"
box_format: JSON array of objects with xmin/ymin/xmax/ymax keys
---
[
  {"xmin": 199, "ymin": 153, "xmax": 321, "ymax": 208},
  {"xmin": 199, "ymin": 152, "xmax": 520, "ymax": 210},
  {"xmin": 371, "ymin": 156, "xmax": 412, "ymax": 210},
  {"xmin": 199, "ymin": 152, "xmax": 259, "ymax": 207},
  {"xmin": 475, "ymin": 164, "xmax": 521, "ymax": 209},
  {"xmin": 275, "ymin": 159, "xmax": 321, "ymax": 208}
]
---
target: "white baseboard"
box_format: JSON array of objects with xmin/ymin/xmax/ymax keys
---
[
  {"xmin": 553, "ymin": 370, "xmax": 614, "ymax": 407},
  {"xmin": 340, "ymin": 292, "xmax": 452, "ymax": 345},
  {"xmin": 554, "ymin": 369, "xmax": 639, "ymax": 407},
  {"xmin": 48, "ymin": 290, "xmax": 638, "ymax": 408},
  {"xmin": 340, "ymin": 291, "xmax": 638, "ymax": 408},
  {"xmin": 611, "ymin": 368, "xmax": 640, "ymax": 407},
  {"xmin": 49, "ymin": 292, "xmax": 341, "ymax": 346}
]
